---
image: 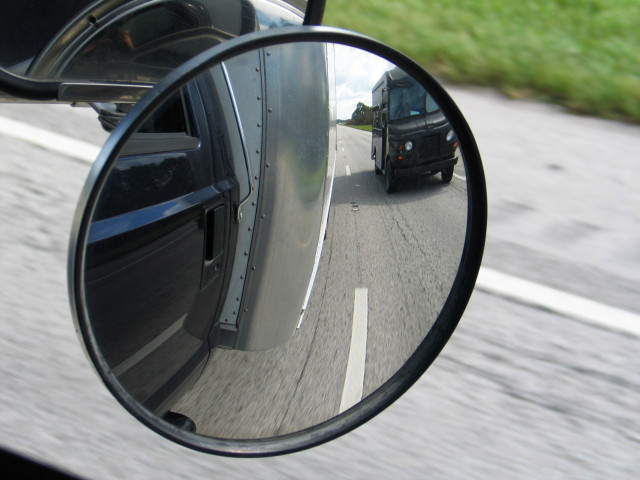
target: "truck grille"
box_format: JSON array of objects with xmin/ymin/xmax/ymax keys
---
[{"xmin": 419, "ymin": 134, "xmax": 440, "ymax": 158}]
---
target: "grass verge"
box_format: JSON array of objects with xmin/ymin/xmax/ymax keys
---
[
  {"xmin": 344, "ymin": 124, "xmax": 373, "ymax": 132},
  {"xmin": 323, "ymin": 0, "xmax": 640, "ymax": 123}
]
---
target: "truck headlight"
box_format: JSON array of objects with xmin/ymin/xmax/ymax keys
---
[
  {"xmin": 446, "ymin": 129, "xmax": 455, "ymax": 142},
  {"xmin": 404, "ymin": 140, "xmax": 414, "ymax": 151}
]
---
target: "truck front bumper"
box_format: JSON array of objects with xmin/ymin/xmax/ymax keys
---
[{"xmin": 393, "ymin": 155, "xmax": 458, "ymax": 178}]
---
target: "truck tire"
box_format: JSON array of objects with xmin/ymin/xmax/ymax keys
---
[
  {"xmin": 385, "ymin": 159, "xmax": 395, "ymax": 193},
  {"xmin": 441, "ymin": 167, "xmax": 454, "ymax": 183}
]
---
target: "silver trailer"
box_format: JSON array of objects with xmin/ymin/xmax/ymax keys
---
[{"xmin": 212, "ymin": 41, "xmax": 336, "ymax": 350}]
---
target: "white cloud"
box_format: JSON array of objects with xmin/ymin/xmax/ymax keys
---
[{"xmin": 333, "ymin": 44, "xmax": 394, "ymax": 120}]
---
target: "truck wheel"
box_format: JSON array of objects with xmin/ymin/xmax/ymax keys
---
[
  {"xmin": 385, "ymin": 159, "xmax": 395, "ymax": 193},
  {"xmin": 441, "ymin": 167, "xmax": 454, "ymax": 183}
]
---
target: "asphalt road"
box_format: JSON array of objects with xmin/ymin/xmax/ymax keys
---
[
  {"xmin": 172, "ymin": 124, "xmax": 466, "ymax": 438},
  {"xmin": 0, "ymin": 87, "xmax": 639, "ymax": 479}
]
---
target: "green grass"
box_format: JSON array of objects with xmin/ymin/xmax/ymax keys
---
[
  {"xmin": 345, "ymin": 124, "xmax": 373, "ymax": 132},
  {"xmin": 323, "ymin": 0, "xmax": 640, "ymax": 123}
]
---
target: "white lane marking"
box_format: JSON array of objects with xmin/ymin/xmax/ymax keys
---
[
  {"xmin": 0, "ymin": 115, "xmax": 100, "ymax": 164},
  {"xmin": 477, "ymin": 267, "xmax": 640, "ymax": 337},
  {"xmin": 453, "ymin": 173, "xmax": 466, "ymax": 181},
  {"xmin": 340, "ymin": 288, "xmax": 368, "ymax": 413},
  {"xmin": 346, "ymin": 165, "xmax": 352, "ymax": 177},
  {"xmin": 112, "ymin": 315, "xmax": 186, "ymax": 377}
]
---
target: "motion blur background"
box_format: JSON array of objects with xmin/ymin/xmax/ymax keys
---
[{"xmin": 1, "ymin": 0, "xmax": 638, "ymax": 478}]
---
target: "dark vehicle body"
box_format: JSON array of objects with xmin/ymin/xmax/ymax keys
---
[
  {"xmin": 84, "ymin": 75, "xmax": 240, "ymax": 416},
  {"xmin": 371, "ymin": 67, "xmax": 458, "ymax": 192},
  {"xmin": 80, "ymin": 41, "xmax": 333, "ymax": 418}
]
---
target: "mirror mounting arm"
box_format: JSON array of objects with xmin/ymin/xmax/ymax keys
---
[
  {"xmin": 303, "ymin": 0, "xmax": 326, "ymax": 26},
  {"xmin": 0, "ymin": 67, "xmax": 59, "ymax": 101}
]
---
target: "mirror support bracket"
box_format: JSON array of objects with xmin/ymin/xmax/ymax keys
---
[
  {"xmin": 57, "ymin": 83, "xmax": 153, "ymax": 104},
  {"xmin": 0, "ymin": 66, "xmax": 154, "ymax": 104}
]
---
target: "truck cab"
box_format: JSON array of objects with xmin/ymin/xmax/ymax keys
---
[{"xmin": 371, "ymin": 67, "xmax": 458, "ymax": 192}]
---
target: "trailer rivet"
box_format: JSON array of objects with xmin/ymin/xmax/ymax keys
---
[
  {"xmin": 257, "ymin": 122, "xmax": 261, "ymax": 127},
  {"xmin": 257, "ymin": 95, "xmax": 262, "ymax": 100}
]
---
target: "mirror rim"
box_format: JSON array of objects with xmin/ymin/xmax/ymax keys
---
[{"xmin": 68, "ymin": 25, "xmax": 487, "ymax": 457}]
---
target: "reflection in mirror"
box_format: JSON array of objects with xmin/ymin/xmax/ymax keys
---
[
  {"xmin": 0, "ymin": 0, "xmax": 309, "ymax": 102},
  {"xmin": 77, "ymin": 41, "xmax": 468, "ymax": 442}
]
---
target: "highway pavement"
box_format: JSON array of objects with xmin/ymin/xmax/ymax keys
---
[
  {"xmin": 0, "ymin": 88, "xmax": 638, "ymax": 479},
  {"xmin": 172, "ymin": 124, "xmax": 466, "ymax": 438}
]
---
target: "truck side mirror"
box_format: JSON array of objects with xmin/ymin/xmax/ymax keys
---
[{"xmin": 69, "ymin": 26, "xmax": 486, "ymax": 456}]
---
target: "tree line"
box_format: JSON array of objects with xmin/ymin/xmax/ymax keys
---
[{"xmin": 344, "ymin": 102, "xmax": 372, "ymax": 125}]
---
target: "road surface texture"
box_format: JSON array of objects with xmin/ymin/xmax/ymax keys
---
[
  {"xmin": 1, "ymin": 83, "xmax": 638, "ymax": 479},
  {"xmin": 172, "ymin": 125, "xmax": 466, "ymax": 438}
]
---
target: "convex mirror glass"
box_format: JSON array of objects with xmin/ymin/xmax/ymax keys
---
[{"xmin": 69, "ymin": 27, "xmax": 486, "ymax": 456}]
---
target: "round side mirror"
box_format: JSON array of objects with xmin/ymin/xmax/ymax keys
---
[{"xmin": 68, "ymin": 26, "xmax": 486, "ymax": 456}]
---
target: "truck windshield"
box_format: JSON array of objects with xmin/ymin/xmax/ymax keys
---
[{"xmin": 389, "ymin": 83, "xmax": 439, "ymax": 121}]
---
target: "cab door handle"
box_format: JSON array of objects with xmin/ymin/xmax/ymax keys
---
[{"xmin": 202, "ymin": 204, "xmax": 226, "ymax": 287}]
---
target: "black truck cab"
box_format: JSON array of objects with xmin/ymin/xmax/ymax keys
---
[{"xmin": 371, "ymin": 67, "xmax": 458, "ymax": 192}]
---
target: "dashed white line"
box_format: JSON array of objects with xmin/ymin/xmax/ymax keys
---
[
  {"xmin": 346, "ymin": 165, "xmax": 352, "ymax": 176},
  {"xmin": 476, "ymin": 267, "xmax": 640, "ymax": 337},
  {"xmin": 340, "ymin": 287, "xmax": 368, "ymax": 413}
]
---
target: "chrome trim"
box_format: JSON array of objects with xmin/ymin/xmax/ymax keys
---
[{"xmin": 221, "ymin": 62, "xmax": 255, "ymax": 222}]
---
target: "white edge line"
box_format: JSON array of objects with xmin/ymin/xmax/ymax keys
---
[
  {"xmin": 477, "ymin": 267, "xmax": 640, "ymax": 337},
  {"xmin": 0, "ymin": 115, "xmax": 100, "ymax": 164},
  {"xmin": 339, "ymin": 287, "xmax": 368, "ymax": 413},
  {"xmin": 345, "ymin": 165, "xmax": 352, "ymax": 176}
]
